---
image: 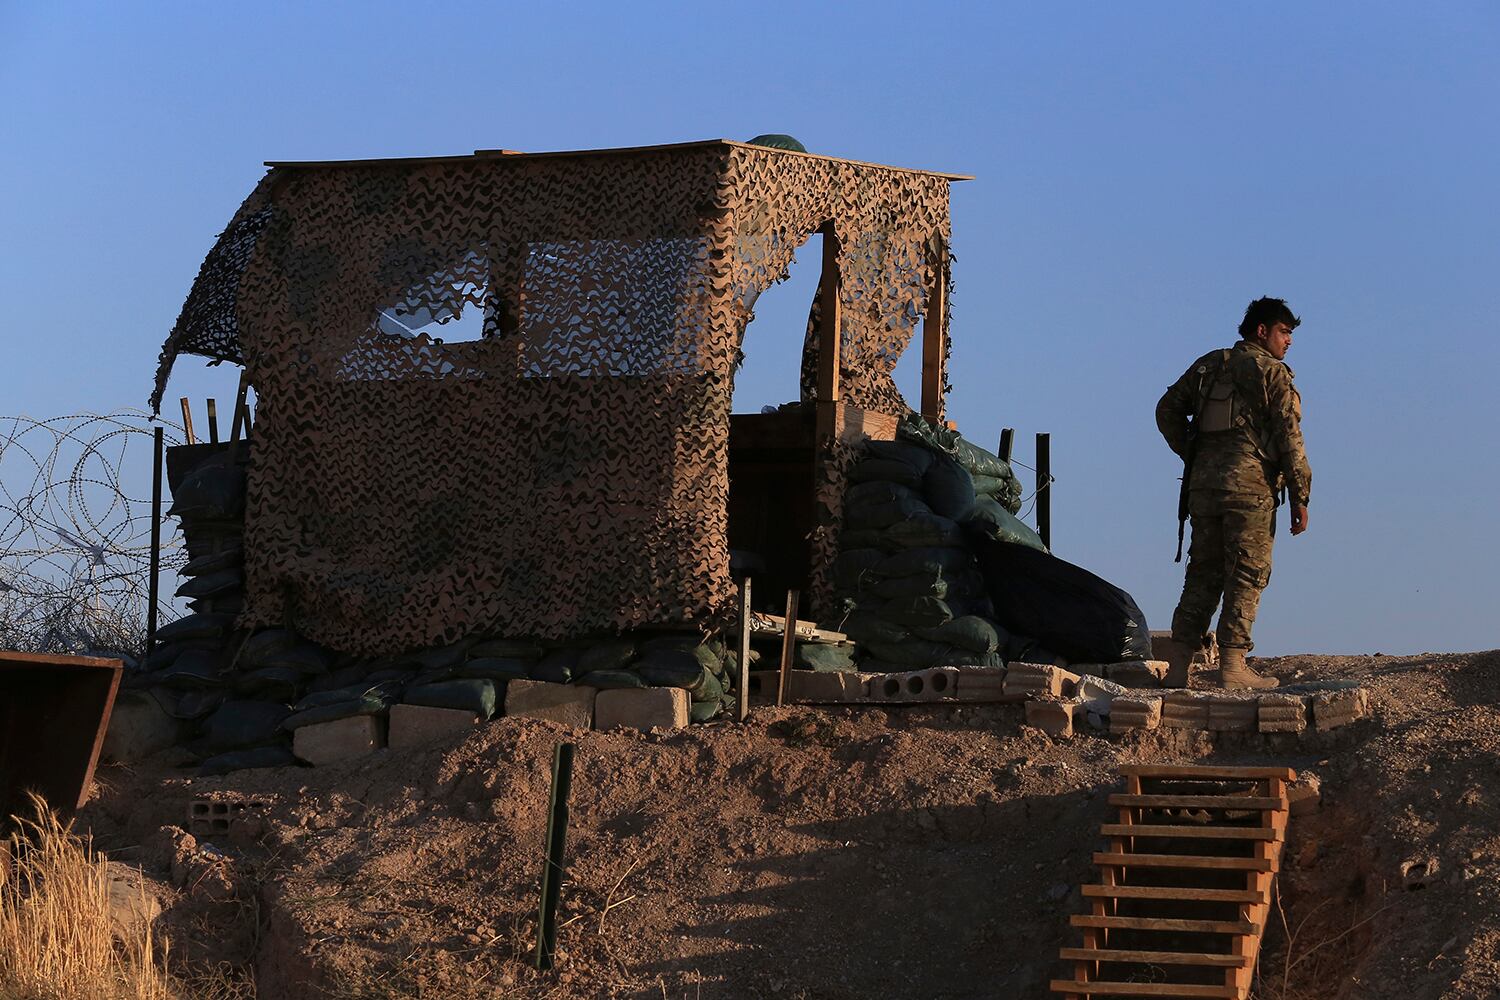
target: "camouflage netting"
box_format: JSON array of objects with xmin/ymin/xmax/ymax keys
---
[{"xmin": 152, "ymin": 142, "xmax": 955, "ymax": 654}]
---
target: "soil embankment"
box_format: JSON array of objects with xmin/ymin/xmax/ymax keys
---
[{"xmin": 80, "ymin": 650, "xmax": 1500, "ymax": 999}]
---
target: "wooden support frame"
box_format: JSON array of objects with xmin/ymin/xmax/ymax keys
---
[{"xmin": 920, "ymin": 237, "xmax": 948, "ymax": 422}]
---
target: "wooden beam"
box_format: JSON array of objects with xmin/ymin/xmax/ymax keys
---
[
  {"xmin": 814, "ymin": 225, "xmax": 842, "ymax": 441},
  {"xmin": 776, "ymin": 590, "xmax": 800, "ymax": 708},
  {"xmin": 920, "ymin": 237, "xmax": 947, "ymax": 422},
  {"xmin": 736, "ymin": 578, "xmax": 753, "ymax": 723},
  {"xmin": 178, "ymin": 397, "xmax": 196, "ymax": 445}
]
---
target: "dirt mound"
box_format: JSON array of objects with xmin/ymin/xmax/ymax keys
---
[{"xmin": 78, "ymin": 650, "xmax": 1500, "ymax": 999}]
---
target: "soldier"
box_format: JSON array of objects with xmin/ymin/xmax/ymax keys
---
[{"xmin": 1156, "ymin": 297, "xmax": 1312, "ymax": 689}]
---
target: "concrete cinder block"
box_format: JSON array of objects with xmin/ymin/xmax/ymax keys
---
[
  {"xmin": 1161, "ymin": 690, "xmax": 1212, "ymax": 730},
  {"xmin": 292, "ymin": 715, "xmax": 385, "ymax": 765},
  {"xmin": 504, "ymin": 680, "xmax": 597, "ymax": 728},
  {"xmin": 1104, "ymin": 660, "xmax": 1170, "ymax": 688},
  {"xmin": 1257, "ymin": 693, "xmax": 1309, "ymax": 733},
  {"xmin": 102, "ymin": 690, "xmax": 183, "ymax": 763},
  {"xmin": 1109, "ymin": 696, "xmax": 1163, "ymax": 733},
  {"xmin": 867, "ymin": 667, "xmax": 959, "ymax": 702},
  {"xmin": 1075, "ymin": 675, "xmax": 1130, "ymax": 716},
  {"xmin": 1003, "ymin": 663, "xmax": 1080, "ymax": 700},
  {"xmin": 389, "ymin": 703, "xmax": 483, "ymax": 749},
  {"xmin": 594, "ymin": 687, "xmax": 690, "ymax": 731},
  {"xmin": 1025, "ymin": 698, "xmax": 1083, "ymax": 737},
  {"xmin": 953, "ymin": 666, "xmax": 1015, "ymax": 702},
  {"xmin": 1312, "ymin": 687, "xmax": 1370, "ymax": 731}
]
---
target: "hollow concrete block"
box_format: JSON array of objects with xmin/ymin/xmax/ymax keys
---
[
  {"xmin": 292, "ymin": 715, "xmax": 385, "ymax": 765},
  {"xmin": 594, "ymin": 687, "xmax": 689, "ymax": 731}
]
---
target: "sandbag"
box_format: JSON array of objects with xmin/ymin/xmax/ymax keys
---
[
  {"xmin": 848, "ymin": 458, "xmax": 922, "ymax": 489},
  {"xmin": 196, "ymin": 700, "xmax": 292, "ymax": 752},
  {"xmin": 865, "ymin": 439, "xmax": 936, "ymax": 476},
  {"xmin": 689, "ymin": 699, "xmax": 723, "ymax": 723},
  {"xmin": 409, "ymin": 642, "xmax": 475, "ymax": 673},
  {"xmin": 881, "ymin": 596, "xmax": 954, "ymax": 629},
  {"xmin": 240, "ymin": 629, "xmax": 301, "ymax": 664},
  {"xmin": 794, "ymin": 644, "xmax": 857, "ymax": 673},
  {"xmin": 837, "ymin": 611, "xmax": 910, "ymax": 645},
  {"xmin": 691, "ymin": 668, "xmax": 725, "ymax": 704},
  {"xmin": 968, "ymin": 529, "xmax": 1153, "ymax": 664},
  {"xmin": 583, "ymin": 669, "xmax": 648, "ymax": 690},
  {"xmin": 283, "ymin": 694, "xmax": 389, "ymax": 730},
  {"xmin": 862, "ymin": 637, "xmax": 954, "ymax": 667},
  {"xmin": 845, "ymin": 492, "xmax": 930, "ymax": 531},
  {"xmin": 154, "ymin": 649, "xmax": 226, "ymax": 689},
  {"xmin": 870, "ymin": 569, "xmax": 948, "ymax": 601},
  {"xmin": 246, "ymin": 643, "xmax": 332, "ymax": 676},
  {"xmin": 970, "ymin": 474, "xmax": 1006, "ymax": 498},
  {"xmin": 154, "ymin": 688, "xmax": 224, "ymax": 721},
  {"xmin": 175, "ymin": 569, "xmax": 242, "ymax": 600},
  {"xmin": 636, "ymin": 648, "xmax": 706, "ymax": 689},
  {"xmin": 180, "ymin": 546, "xmax": 243, "ymax": 577},
  {"xmin": 963, "ymin": 496, "xmax": 1047, "ymax": 551},
  {"xmin": 577, "ymin": 640, "xmax": 638, "ymax": 676},
  {"xmin": 838, "ymin": 528, "xmax": 897, "ymax": 551},
  {"xmin": 883, "ymin": 512, "xmax": 964, "ymax": 549},
  {"xmin": 404, "ymin": 679, "xmax": 497, "ymax": 718},
  {"xmin": 833, "ymin": 549, "xmax": 886, "ymax": 591},
  {"xmin": 167, "ymin": 453, "xmax": 245, "ymax": 520},
  {"xmin": 458, "ymin": 657, "xmax": 532, "ymax": 681},
  {"xmin": 530, "ymin": 648, "xmax": 578, "ymax": 684},
  {"xmin": 199, "ymin": 746, "xmax": 297, "ymax": 777},
  {"xmin": 155, "ymin": 613, "xmax": 235, "ymax": 644},
  {"xmin": 846, "ymin": 480, "xmax": 921, "ymax": 508},
  {"xmin": 922, "ymin": 452, "xmax": 976, "ymax": 520},
  {"xmin": 913, "ymin": 615, "xmax": 1002, "ymax": 654},
  {"xmin": 468, "ymin": 638, "xmax": 545, "ymax": 660},
  {"xmin": 875, "ymin": 546, "xmax": 973, "ymax": 579},
  {"xmin": 234, "ymin": 666, "xmax": 304, "ymax": 701}
]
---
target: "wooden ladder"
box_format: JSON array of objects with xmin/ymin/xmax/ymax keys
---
[{"xmin": 1050, "ymin": 763, "xmax": 1295, "ymax": 999}]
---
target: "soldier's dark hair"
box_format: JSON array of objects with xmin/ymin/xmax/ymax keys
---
[{"xmin": 1238, "ymin": 297, "xmax": 1300, "ymax": 339}]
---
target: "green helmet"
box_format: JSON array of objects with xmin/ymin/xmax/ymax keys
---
[{"xmin": 745, "ymin": 133, "xmax": 808, "ymax": 153}]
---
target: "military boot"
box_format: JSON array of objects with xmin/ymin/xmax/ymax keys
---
[
  {"xmin": 1160, "ymin": 636, "xmax": 1196, "ymax": 688},
  {"xmin": 1217, "ymin": 647, "xmax": 1278, "ymax": 690}
]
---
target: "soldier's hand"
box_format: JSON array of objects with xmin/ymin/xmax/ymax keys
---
[{"xmin": 1291, "ymin": 505, "xmax": 1309, "ymax": 535}]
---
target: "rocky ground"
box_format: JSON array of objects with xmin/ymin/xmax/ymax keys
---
[{"xmin": 79, "ymin": 649, "xmax": 1500, "ymax": 999}]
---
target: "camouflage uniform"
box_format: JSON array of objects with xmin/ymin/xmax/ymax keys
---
[{"xmin": 1156, "ymin": 340, "xmax": 1311, "ymax": 652}]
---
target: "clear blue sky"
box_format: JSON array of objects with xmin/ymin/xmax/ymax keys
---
[{"xmin": 3, "ymin": 2, "xmax": 1496, "ymax": 656}]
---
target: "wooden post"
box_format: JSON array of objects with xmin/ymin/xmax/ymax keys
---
[
  {"xmin": 228, "ymin": 372, "xmax": 250, "ymax": 444},
  {"xmin": 920, "ymin": 237, "xmax": 948, "ymax": 422},
  {"xmin": 535, "ymin": 741, "xmax": 576, "ymax": 971},
  {"xmin": 178, "ymin": 397, "xmax": 196, "ymax": 445},
  {"xmin": 1036, "ymin": 432, "xmax": 1051, "ymax": 550},
  {"xmin": 998, "ymin": 428, "xmax": 1015, "ymax": 463},
  {"xmin": 736, "ymin": 578, "xmax": 753, "ymax": 723},
  {"xmin": 205, "ymin": 399, "xmax": 219, "ymax": 443},
  {"xmin": 814, "ymin": 224, "xmax": 842, "ymax": 441},
  {"xmin": 145, "ymin": 427, "xmax": 164, "ymax": 660},
  {"xmin": 775, "ymin": 590, "xmax": 800, "ymax": 708}
]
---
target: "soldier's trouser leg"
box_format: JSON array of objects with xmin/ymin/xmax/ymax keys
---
[
  {"xmin": 1171, "ymin": 501, "xmax": 1225, "ymax": 645},
  {"xmin": 1212, "ymin": 494, "xmax": 1276, "ymax": 652}
]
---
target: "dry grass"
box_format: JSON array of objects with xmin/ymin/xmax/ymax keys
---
[{"xmin": 0, "ymin": 795, "xmax": 174, "ymax": 1000}]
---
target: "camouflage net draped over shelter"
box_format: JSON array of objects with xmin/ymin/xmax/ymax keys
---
[{"xmin": 154, "ymin": 142, "xmax": 954, "ymax": 653}]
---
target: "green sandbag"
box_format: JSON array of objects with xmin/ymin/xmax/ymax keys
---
[
  {"xmin": 468, "ymin": 638, "xmax": 545, "ymax": 660},
  {"xmin": 922, "ymin": 452, "xmax": 976, "ymax": 520},
  {"xmin": 530, "ymin": 648, "xmax": 578, "ymax": 684},
  {"xmin": 971, "ymin": 474, "xmax": 1006, "ymax": 497},
  {"xmin": 845, "ymin": 492, "xmax": 931, "ymax": 531},
  {"xmin": 838, "ymin": 611, "xmax": 910, "ymax": 645},
  {"xmin": 583, "ymin": 669, "xmax": 648, "ymax": 690},
  {"xmin": 884, "ymin": 512, "xmax": 964, "ymax": 549},
  {"xmin": 459, "ymin": 657, "xmax": 532, "ymax": 681},
  {"xmin": 283, "ymin": 694, "xmax": 389, "ymax": 731},
  {"xmin": 180, "ymin": 546, "xmax": 243, "ymax": 577},
  {"xmin": 870, "ymin": 570, "xmax": 948, "ymax": 601},
  {"xmin": 913, "ymin": 615, "xmax": 1002, "ymax": 654},
  {"xmin": 963, "ymin": 496, "xmax": 1047, "ymax": 550},
  {"xmin": 234, "ymin": 666, "xmax": 303, "ymax": 701},
  {"xmin": 865, "ymin": 439, "xmax": 937, "ymax": 476},
  {"xmin": 862, "ymin": 637, "xmax": 954, "ymax": 667},
  {"xmin": 294, "ymin": 680, "xmax": 402, "ymax": 711},
  {"xmin": 155, "ymin": 649, "xmax": 226, "ymax": 690},
  {"xmin": 576, "ymin": 640, "xmax": 638, "ymax": 675},
  {"xmin": 196, "ymin": 700, "xmax": 292, "ymax": 752},
  {"xmin": 845, "ymin": 480, "xmax": 921, "ymax": 508},
  {"xmin": 848, "ymin": 458, "xmax": 922, "ymax": 489},
  {"xmin": 691, "ymin": 668, "xmax": 724, "ymax": 704},
  {"xmin": 156, "ymin": 613, "xmax": 236, "ymax": 644},
  {"xmin": 689, "ymin": 699, "xmax": 722, "ymax": 723},
  {"xmin": 794, "ymin": 644, "xmax": 857, "ymax": 673},
  {"xmin": 252, "ymin": 644, "xmax": 332, "ymax": 676},
  {"xmin": 240, "ymin": 628, "xmax": 300, "ymax": 663},
  {"xmin": 175, "ymin": 568, "xmax": 242, "ymax": 600},
  {"xmin": 404, "ymin": 679, "xmax": 497, "ymax": 719},
  {"xmin": 882, "ymin": 596, "xmax": 955, "ymax": 628},
  {"xmin": 198, "ymin": 745, "xmax": 296, "ymax": 777},
  {"xmin": 839, "ymin": 528, "xmax": 897, "ymax": 551},
  {"xmin": 409, "ymin": 641, "xmax": 475, "ymax": 672},
  {"xmin": 641, "ymin": 634, "xmax": 726, "ymax": 658},
  {"xmin": 636, "ymin": 648, "xmax": 706, "ymax": 689},
  {"xmin": 833, "ymin": 549, "xmax": 886, "ymax": 591},
  {"xmin": 876, "ymin": 546, "xmax": 973, "ymax": 579}
]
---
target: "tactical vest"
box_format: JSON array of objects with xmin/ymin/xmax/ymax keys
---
[{"xmin": 1193, "ymin": 349, "xmax": 1281, "ymax": 465}]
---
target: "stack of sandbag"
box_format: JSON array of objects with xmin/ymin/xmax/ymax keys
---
[{"xmin": 833, "ymin": 415, "xmax": 1040, "ymax": 671}]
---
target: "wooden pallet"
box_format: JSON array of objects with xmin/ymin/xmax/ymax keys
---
[{"xmin": 1050, "ymin": 763, "xmax": 1295, "ymax": 999}]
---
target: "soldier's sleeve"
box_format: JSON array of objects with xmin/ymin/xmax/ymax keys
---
[
  {"xmin": 1265, "ymin": 363, "xmax": 1312, "ymax": 505},
  {"xmin": 1155, "ymin": 366, "xmax": 1196, "ymax": 459}
]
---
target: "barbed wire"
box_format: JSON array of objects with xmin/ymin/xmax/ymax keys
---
[{"xmin": 0, "ymin": 412, "xmax": 187, "ymax": 664}]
